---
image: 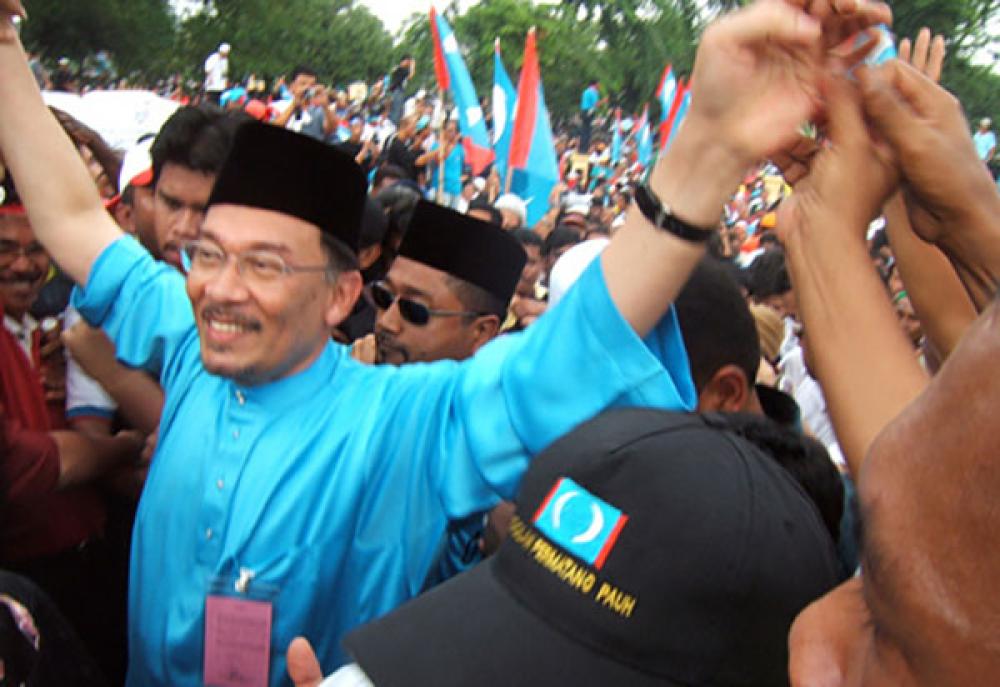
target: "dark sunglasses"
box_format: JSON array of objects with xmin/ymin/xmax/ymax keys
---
[{"xmin": 369, "ymin": 281, "xmax": 484, "ymax": 326}]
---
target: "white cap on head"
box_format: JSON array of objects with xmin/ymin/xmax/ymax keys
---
[
  {"xmin": 494, "ymin": 193, "xmax": 528, "ymax": 225},
  {"xmin": 219, "ymin": 43, "xmax": 231, "ymax": 54},
  {"xmin": 118, "ymin": 137, "xmax": 155, "ymax": 192},
  {"xmin": 982, "ymin": 117, "xmax": 992, "ymax": 128},
  {"xmin": 472, "ymin": 177, "xmax": 486, "ymax": 192},
  {"xmin": 549, "ymin": 238, "xmax": 610, "ymax": 308}
]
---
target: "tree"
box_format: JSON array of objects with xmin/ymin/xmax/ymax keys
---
[
  {"xmin": 20, "ymin": 0, "xmax": 176, "ymax": 81},
  {"xmin": 175, "ymin": 0, "xmax": 394, "ymax": 89}
]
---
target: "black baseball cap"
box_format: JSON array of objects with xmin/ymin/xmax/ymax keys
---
[{"xmin": 344, "ymin": 409, "xmax": 841, "ymax": 686}]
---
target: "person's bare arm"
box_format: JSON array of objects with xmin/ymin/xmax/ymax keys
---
[
  {"xmin": 883, "ymin": 196, "xmax": 976, "ymax": 359},
  {"xmin": 602, "ymin": 0, "xmax": 890, "ymax": 337},
  {"xmin": 777, "ymin": 76, "xmax": 929, "ymax": 478},
  {"xmin": 63, "ymin": 322, "xmax": 164, "ymax": 434},
  {"xmin": 0, "ymin": 35, "xmax": 122, "ymax": 286},
  {"xmin": 860, "ymin": 60, "xmax": 1000, "ymax": 312},
  {"xmin": 879, "ymin": 31, "xmax": 977, "ymax": 360},
  {"xmin": 50, "ymin": 429, "xmax": 143, "ymax": 489}
]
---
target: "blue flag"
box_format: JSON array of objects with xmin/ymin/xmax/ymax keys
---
[
  {"xmin": 508, "ymin": 28, "xmax": 560, "ymax": 228},
  {"xmin": 492, "ymin": 39, "xmax": 517, "ymax": 184},
  {"xmin": 431, "ymin": 8, "xmax": 495, "ymax": 174}
]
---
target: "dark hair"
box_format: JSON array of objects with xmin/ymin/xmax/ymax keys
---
[
  {"xmin": 747, "ymin": 248, "xmax": 792, "ymax": 299},
  {"xmin": 290, "ymin": 65, "xmax": 317, "ymax": 82},
  {"xmin": 150, "ymin": 105, "xmax": 249, "ymax": 185},
  {"xmin": 674, "ymin": 258, "xmax": 760, "ymax": 393},
  {"xmin": 511, "ymin": 228, "xmax": 542, "ymax": 249},
  {"xmin": 542, "ymin": 227, "xmax": 581, "ymax": 258},
  {"xmin": 320, "ymin": 232, "xmax": 359, "ymax": 278},
  {"xmin": 467, "ymin": 197, "xmax": 503, "ymax": 226},
  {"xmin": 703, "ymin": 413, "xmax": 845, "ymax": 546},
  {"xmin": 373, "ymin": 164, "xmax": 406, "ymax": 190},
  {"xmin": 359, "ymin": 196, "xmax": 389, "ymax": 250},
  {"xmin": 758, "ymin": 231, "xmax": 781, "ymax": 249},
  {"xmin": 445, "ymin": 275, "xmax": 508, "ymax": 319}
]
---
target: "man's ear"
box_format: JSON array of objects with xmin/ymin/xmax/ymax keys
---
[
  {"xmin": 467, "ymin": 314, "xmax": 502, "ymax": 355},
  {"xmin": 324, "ymin": 270, "xmax": 363, "ymax": 329},
  {"xmin": 697, "ymin": 364, "xmax": 753, "ymax": 413}
]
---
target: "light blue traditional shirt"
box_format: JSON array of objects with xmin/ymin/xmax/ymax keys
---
[{"xmin": 73, "ymin": 236, "xmax": 695, "ymax": 686}]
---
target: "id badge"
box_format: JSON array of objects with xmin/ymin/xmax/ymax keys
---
[{"xmin": 204, "ymin": 569, "xmax": 278, "ymax": 687}]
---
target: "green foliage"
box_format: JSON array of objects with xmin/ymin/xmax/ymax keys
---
[
  {"xmin": 20, "ymin": 0, "xmax": 175, "ymax": 79},
  {"xmin": 18, "ymin": 0, "xmax": 1000, "ymax": 127},
  {"xmin": 176, "ymin": 0, "xmax": 395, "ymax": 88}
]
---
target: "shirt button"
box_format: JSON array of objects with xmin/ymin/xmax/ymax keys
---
[
  {"xmin": 205, "ymin": 528, "xmax": 213, "ymax": 540},
  {"xmin": 216, "ymin": 479, "xmax": 224, "ymax": 490},
  {"xmin": 232, "ymin": 429, "xmax": 240, "ymax": 440},
  {"xmin": 235, "ymin": 390, "xmax": 245, "ymax": 405}
]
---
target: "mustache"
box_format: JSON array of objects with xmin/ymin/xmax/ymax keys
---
[
  {"xmin": 374, "ymin": 331, "xmax": 408, "ymax": 363},
  {"xmin": 0, "ymin": 270, "xmax": 44, "ymax": 284},
  {"xmin": 200, "ymin": 305, "xmax": 263, "ymax": 332}
]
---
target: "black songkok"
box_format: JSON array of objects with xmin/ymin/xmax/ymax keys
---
[
  {"xmin": 398, "ymin": 200, "xmax": 527, "ymax": 305},
  {"xmin": 208, "ymin": 122, "xmax": 367, "ymax": 251}
]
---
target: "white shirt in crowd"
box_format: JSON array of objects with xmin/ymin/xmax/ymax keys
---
[{"xmin": 204, "ymin": 51, "xmax": 228, "ymax": 92}]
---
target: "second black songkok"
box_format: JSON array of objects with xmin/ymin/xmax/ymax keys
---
[
  {"xmin": 208, "ymin": 122, "xmax": 367, "ymax": 252},
  {"xmin": 399, "ymin": 200, "xmax": 527, "ymax": 305}
]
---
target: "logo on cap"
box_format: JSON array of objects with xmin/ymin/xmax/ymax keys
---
[{"xmin": 533, "ymin": 477, "xmax": 628, "ymax": 570}]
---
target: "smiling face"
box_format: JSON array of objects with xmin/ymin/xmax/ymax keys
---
[
  {"xmin": 185, "ymin": 204, "xmax": 356, "ymax": 386},
  {"xmin": 0, "ymin": 215, "xmax": 49, "ymax": 320},
  {"xmin": 151, "ymin": 163, "xmax": 216, "ymax": 269}
]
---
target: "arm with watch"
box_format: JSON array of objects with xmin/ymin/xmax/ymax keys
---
[{"xmin": 597, "ymin": 0, "xmax": 888, "ymax": 339}]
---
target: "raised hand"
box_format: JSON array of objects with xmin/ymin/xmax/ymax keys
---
[
  {"xmin": 857, "ymin": 60, "xmax": 996, "ymax": 246},
  {"xmin": 776, "ymin": 75, "xmax": 897, "ymax": 243}
]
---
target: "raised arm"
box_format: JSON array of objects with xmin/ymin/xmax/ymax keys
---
[
  {"xmin": 776, "ymin": 75, "xmax": 928, "ymax": 477},
  {"xmin": 0, "ymin": 32, "xmax": 123, "ymax": 286},
  {"xmin": 859, "ymin": 59, "xmax": 1000, "ymax": 312},
  {"xmin": 600, "ymin": 0, "xmax": 890, "ymax": 337}
]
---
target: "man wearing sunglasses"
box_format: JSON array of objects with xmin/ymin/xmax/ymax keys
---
[
  {"xmin": 359, "ymin": 199, "xmax": 525, "ymax": 366},
  {"xmin": 0, "ymin": 0, "xmax": 892, "ymax": 681}
]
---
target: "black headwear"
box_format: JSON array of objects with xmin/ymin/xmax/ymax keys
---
[
  {"xmin": 208, "ymin": 122, "xmax": 367, "ymax": 251},
  {"xmin": 398, "ymin": 200, "xmax": 527, "ymax": 305}
]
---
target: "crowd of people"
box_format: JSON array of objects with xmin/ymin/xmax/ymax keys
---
[{"xmin": 2, "ymin": 0, "xmax": 1000, "ymax": 685}]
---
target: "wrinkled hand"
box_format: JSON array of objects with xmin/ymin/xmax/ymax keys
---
[
  {"xmin": 688, "ymin": 0, "xmax": 888, "ymax": 165},
  {"xmin": 287, "ymin": 638, "xmax": 324, "ymax": 687},
  {"xmin": 858, "ymin": 48, "xmax": 991, "ymax": 246},
  {"xmin": 776, "ymin": 75, "xmax": 897, "ymax": 243},
  {"xmin": 351, "ymin": 333, "xmax": 378, "ymax": 365},
  {"xmin": 63, "ymin": 320, "xmax": 118, "ymax": 381}
]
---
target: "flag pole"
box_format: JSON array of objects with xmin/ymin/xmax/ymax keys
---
[{"xmin": 436, "ymin": 89, "xmax": 446, "ymax": 204}]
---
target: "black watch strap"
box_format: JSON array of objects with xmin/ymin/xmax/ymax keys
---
[{"xmin": 633, "ymin": 183, "xmax": 714, "ymax": 243}]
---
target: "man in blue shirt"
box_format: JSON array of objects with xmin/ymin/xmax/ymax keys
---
[
  {"xmin": 579, "ymin": 80, "xmax": 603, "ymax": 151},
  {"xmin": 0, "ymin": 0, "xmax": 879, "ymax": 680},
  {"xmin": 423, "ymin": 120, "xmax": 464, "ymax": 208}
]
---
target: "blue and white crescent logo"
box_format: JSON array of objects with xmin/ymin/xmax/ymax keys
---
[{"xmin": 533, "ymin": 477, "xmax": 628, "ymax": 570}]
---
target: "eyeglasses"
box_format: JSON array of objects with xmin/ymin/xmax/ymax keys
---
[
  {"xmin": 369, "ymin": 281, "xmax": 483, "ymax": 326},
  {"xmin": 0, "ymin": 240, "xmax": 46, "ymax": 265},
  {"xmin": 181, "ymin": 240, "xmax": 329, "ymax": 286}
]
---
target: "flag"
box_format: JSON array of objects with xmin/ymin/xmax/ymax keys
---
[
  {"xmin": 610, "ymin": 108, "xmax": 622, "ymax": 165},
  {"xmin": 659, "ymin": 78, "xmax": 687, "ymax": 151},
  {"xmin": 665, "ymin": 89, "xmax": 691, "ymax": 150},
  {"xmin": 492, "ymin": 38, "xmax": 517, "ymax": 185},
  {"xmin": 655, "ymin": 64, "xmax": 676, "ymax": 123},
  {"xmin": 429, "ymin": 7, "xmax": 494, "ymax": 174},
  {"xmin": 636, "ymin": 105, "xmax": 653, "ymax": 168},
  {"xmin": 508, "ymin": 27, "xmax": 560, "ymax": 227}
]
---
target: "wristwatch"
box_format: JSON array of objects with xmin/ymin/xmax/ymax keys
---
[{"xmin": 633, "ymin": 183, "xmax": 714, "ymax": 243}]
